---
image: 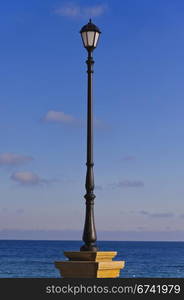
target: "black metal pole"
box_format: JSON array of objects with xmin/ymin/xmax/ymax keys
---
[{"xmin": 80, "ymin": 49, "xmax": 98, "ymax": 252}]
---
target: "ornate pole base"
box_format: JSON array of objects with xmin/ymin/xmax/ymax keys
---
[
  {"xmin": 80, "ymin": 243, "xmax": 98, "ymax": 252},
  {"xmin": 55, "ymin": 251, "xmax": 125, "ymax": 278}
]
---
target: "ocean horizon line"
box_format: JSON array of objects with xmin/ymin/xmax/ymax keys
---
[
  {"xmin": 0, "ymin": 239, "xmax": 184, "ymax": 242},
  {"xmin": 0, "ymin": 229, "xmax": 184, "ymax": 241}
]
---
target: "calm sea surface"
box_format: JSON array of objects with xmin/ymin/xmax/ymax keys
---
[{"xmin": 0, "ymin": 240, "xmax": 184, "ymax": 278}]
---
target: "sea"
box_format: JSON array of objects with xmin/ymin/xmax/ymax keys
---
[{"xmin": 0, "ymin": 240, "xmax": 184, "ymax": 278}]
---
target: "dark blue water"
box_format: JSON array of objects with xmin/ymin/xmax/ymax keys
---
[{"xmin": 0, "ymin": 240, "xmax": 184, "ymax": 278}]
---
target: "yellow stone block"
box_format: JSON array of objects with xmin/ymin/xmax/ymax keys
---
[{"xmin": 55, "ymin": 251, "xmax": 125, "ymax": 278}]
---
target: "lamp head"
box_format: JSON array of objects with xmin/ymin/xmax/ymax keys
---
[{"xmin": 80, "ymin": 19, "xmax": 101, "ymax": 51}]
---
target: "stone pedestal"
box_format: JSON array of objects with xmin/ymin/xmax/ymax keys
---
[{"xmin": 55, "ymin": 251, "xmax": 125, "ymax": 278}]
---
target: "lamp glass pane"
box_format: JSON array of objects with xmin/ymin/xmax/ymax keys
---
[
  {"xmin": 81, "ymin": 32, "xmax": 88, "ymax": 47},
  {"xmin": 87, "ymin": 31, "xmax": 96, "ymax": 46},
  {"xmin": 94, "ymin": 32, "xmax": 100, "ymax": 47}
]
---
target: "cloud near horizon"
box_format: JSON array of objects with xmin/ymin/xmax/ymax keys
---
[
  {"xmin": 54, "ymin": 3, "xmax": 107, "ymax": 19},
  {"xmin": 0, "ymin": 153, "xmax": 33, "ymax": 166},
  {"xmin": 140, "ymin": 211, "xmax": 174, "ymax": 218},
  {"xmin": 117, "ymin": 179, "xmax": 144, "ymax": 188},
  {"xmin": 10, "ymin": 171, "xmax": 53, "ymax": 186}
]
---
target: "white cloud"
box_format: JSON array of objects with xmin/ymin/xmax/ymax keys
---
[
  {"xmin": 42, "ymin": 110, "xmax": 76, "ymax": 123},
  {"xmin": 10, "ymin": 171, "xmax": 51, "ymax": 186},
  {"xmin": 42, "ymin": 111, "xmax": 109, "ymax": 130},
  {"xmin": 54, "ymin": 3, "xmax": 107, "ymax": 19},
  {"xmin": 0, "ymin": 153, "xmax": 33, "ymax": 166}
]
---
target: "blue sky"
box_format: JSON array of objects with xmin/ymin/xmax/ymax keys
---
[{"xmin": 0, "ymin": 0, "xmax": 184, "ymax": 240}]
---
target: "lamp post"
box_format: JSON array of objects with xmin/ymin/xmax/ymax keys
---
[
  {"xmin": 55, "ymin": 22, "xmax": 125, "ymax": 277},
  {"xmin": 80, "ymin": 19, "xmax": 101, "ymax": 252}
]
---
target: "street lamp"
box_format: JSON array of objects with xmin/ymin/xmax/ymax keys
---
[
  {"xmin": 55, "ymin": 22, "xmax": 124, "ymax": 277},
  {"xmin": 80, "ymin": 19, "xmax": 101, "ymax": 252}
]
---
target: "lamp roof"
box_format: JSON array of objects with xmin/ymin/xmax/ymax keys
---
[{"xmin": 80, "ymin": 19, "xmax": 101, "ymax": 34}]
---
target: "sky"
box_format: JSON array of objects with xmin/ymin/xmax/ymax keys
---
[{"xmin": 0, "ymin": 0, "xmax": 184, "ymax": 241}]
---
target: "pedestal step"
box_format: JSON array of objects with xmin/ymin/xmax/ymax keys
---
[
  {"xmin": 64, "ymin": 251, "xmax": 117, "ymax": 262},
  {"xmin": 55, "ymin": 251, "xmax": 125, "ymax": 278}
]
